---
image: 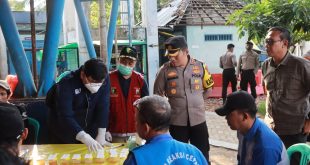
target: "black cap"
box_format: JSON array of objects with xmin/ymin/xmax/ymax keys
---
[
  {"xmin": 246, "ymin": 41, "xmax": 253, "ymax": 45},
  {"xmin": 0, "ymin": 103, "xmax": 24, "ymax": 140},
  {"xmin": 215, "ymin": 91, "xmax": 257, "ymax": 116},
  {"xmin": 164, "ymin": 36, "xmax": 188, "ymax": 56},
  {"xmin": 119, "ymin": 46, "xmax": 138, "ymax": 60}
]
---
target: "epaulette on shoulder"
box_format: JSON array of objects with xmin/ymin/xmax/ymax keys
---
[{"xmin": 190, "ymin": 58, "xmax": 203, "ymax": 65}]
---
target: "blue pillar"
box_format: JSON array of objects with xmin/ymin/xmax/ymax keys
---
[
  {"xmin": 0, "ymin": 0, "xmax": 37, "ymax": 96},
  {"xmin": 74, "ymin": 0, "xmax": 96, "ymax": 59},
  {"xmin": 39, "ymin": 0, "xmax": 65, "ymax": 96},
  {"xmin": 107, "ymin": 0, "xmax": 120, "ymax": 67}
]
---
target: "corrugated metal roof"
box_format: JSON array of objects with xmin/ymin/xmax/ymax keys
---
[
  {"xmin": 13, "ymin": 11, "xmax": 46, "ymax": 24},
  {"xmin": 157, "ymin": 0, "xmax": 183, "ymax": 27}
]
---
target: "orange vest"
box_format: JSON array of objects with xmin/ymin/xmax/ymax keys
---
[{"xmin": 108, "ymin": 70, "xmax": 144, "ymax": 134}]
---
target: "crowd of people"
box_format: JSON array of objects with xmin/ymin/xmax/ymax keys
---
[{"xmin": 0, "ymin": 26, "xmax": 309, "ymax": 165}]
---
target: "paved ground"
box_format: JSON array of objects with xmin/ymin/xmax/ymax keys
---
[
  {"xmin": 205, "ymin": 96, "xmax": 266, "ymax": 165},
  {"xmin": 206, "ymin": 111, "xmax": 238, "ymax": 165}
]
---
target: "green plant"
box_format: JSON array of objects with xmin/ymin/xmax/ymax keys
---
[{"xmin": 257, "ymin": 101, "xmax": 266, "ymax": 116}]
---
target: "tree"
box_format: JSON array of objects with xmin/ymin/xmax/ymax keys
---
[
  {"xmin": 228, "ymin": 0, "xmax": 310, "ymax": 45},
  {"xmin": 9, "ymin": 0, "xmax": 27, "ymax": 11},
  {"xmin": 9, "ymin": 0, "xmax": 46, "ymax": 11}
]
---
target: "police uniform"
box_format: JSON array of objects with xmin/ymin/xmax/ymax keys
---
[
  {"xmin": 237, "ymin": 47, "xmax": 259, "ymax": 98},
  {"xmin": 154, "ymin": 55, "xmax": 214, "ymax": 161},
  {"xmin": 219, "ymin": 51, "xmax": 237, "ymax": 103}
]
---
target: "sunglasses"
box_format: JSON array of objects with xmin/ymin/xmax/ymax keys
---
[
  {"xmin": 165, "ymin": 48, "xmax": 180, "ymax": 57},
  {"xmin": 265, "ymin": 39, "xmax": 282, "ymax": 45}
]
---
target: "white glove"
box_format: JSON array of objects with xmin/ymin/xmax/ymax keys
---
[
  {"xmin": 95, "ymin": 128, "xmax": 112, "ymax": 147},
  {"xmin": 76, "ymin": 131, "xmax": 103, "ymax": 152},
  {"xmin": 105, "ymin": 131, "xmax": 112, "ymax": 142}
]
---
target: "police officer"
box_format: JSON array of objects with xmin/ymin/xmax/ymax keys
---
[
  {"xmin": 154, "ymin": 36, "xmax": 214, "ymax": 162},
  {"xmin": 236, "ymin": 41, "xmax": 259, "ymax": 99},
  {"xmin": 219, "ymin": 43, "xmax": 237, "ymax": 104},
  {"xmin": 107, "ymin": 46, "xmax": 149, "ymax": 142}
]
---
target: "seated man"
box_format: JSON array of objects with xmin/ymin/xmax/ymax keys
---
[
  {"xmin": 0, "ymin": 80, "xmax": 33, "ymax": 144},
  {"xmin": 215, "ymin": 91, "xmax": 289, "ymax": 165},
  {"xmin": 0, "ymin": 102, "xmax": 28, "ymax": 164},
  {"xmin": 124, "ymin": 95, "xmax": 208, "ymax": 165}
]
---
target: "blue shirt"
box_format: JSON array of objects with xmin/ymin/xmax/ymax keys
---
[
  {"xmin": 124, "ymin": 134, "xmax": 208, "ymax": 165},
  {"xmin": 237, "ymin": 118, "xmax": 289, "ymax": 165}
]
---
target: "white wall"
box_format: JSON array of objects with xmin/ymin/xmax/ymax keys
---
[
  {"xmin": 0, "ymin": 28, "xmax": 8, "ymax": 79},
  {"xmin": 186, "ymin": 25, "xmax": 248, "ymax": 74}
]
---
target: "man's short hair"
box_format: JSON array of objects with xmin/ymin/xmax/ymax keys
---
[
  {"xmin": 268, "ymin": 27, "xmax": 291, "ymax": 47},
  {"xmin": 246, "ymin": 41, "xmax": 253, "ymax": 46},
  {"xmin": 227, "ymin": 44, "xmax": 235, "ymax": 49},
  {"xmin": 83, "ymin": 58, "xmax": 107, "ymax": 81},
  {"xmin": 135, "ymin": 95, "xmax": 171, "ymax": 131}
]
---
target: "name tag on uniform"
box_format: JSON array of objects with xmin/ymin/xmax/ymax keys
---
[{"xmin": 74, "ymin": 88, "xmax": 81, "ymax": 95}]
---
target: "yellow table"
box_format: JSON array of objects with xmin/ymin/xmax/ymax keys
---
[{"xmin": 21, "ymin": 144, "xmax": 128, "ymax": 165}]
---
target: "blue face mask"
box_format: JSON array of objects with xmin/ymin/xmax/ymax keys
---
[{"xmin": 117, "ymin": 64, "xmax": 133, "ymax": 76}]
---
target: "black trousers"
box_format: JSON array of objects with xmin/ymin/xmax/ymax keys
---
[
  {"xmin": 279, "ymin": 133, "xmax": 308, "ymax": 165},
  {"xmin": 170, "ymin": 122, "xmax": 210, "ymax": 163},
  {"xmin": 222, "ymin": 68, "xmax": 237, "ymax": 103},
  {"xmin": 240, "ymin": 69, "xmax": 257, "ymax": 98}
]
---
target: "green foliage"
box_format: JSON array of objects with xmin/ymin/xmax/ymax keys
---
[
  {"xmin": 8, "ymin": 0, "xmax": 28, "ymax": 11},
  {"xmin": 228, "ymin": 0, "xmax": 310, "ymax": 45},
  {"xmin": 90, "ymin": 2, "xmax": 99, "ymax": 28},
  {"xmin": 90, "ymin": 0, "xmax": 142, "ymax": 28},
  {"xmin": 257, "ymin": 101, "xmax": 266, "ymax": 116},
  {"xmin": 158, "ymin": 0, "xmax": 171, "ymax": 9},
  {"xmin": 90, "ymin": 1, "xmax": 113, "ymax": 29}
]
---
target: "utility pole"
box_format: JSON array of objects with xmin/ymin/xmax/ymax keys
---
[
  {"xmin": 142, "ymin": 0, "xmax": 159, "ymax": 94},
  {"xmin": 30, "ymin": 0, "xmax": 38, "ymax": 91},
  {"xmin": 99, "ymin": 0, "xmax": 108, "ymax": 63}
]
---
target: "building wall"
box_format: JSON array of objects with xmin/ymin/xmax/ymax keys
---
[
  {"xmin": 186, "ymin": 25, "xmax": 248, "ymax": 74},
  {"xmin": 0, "ymin": 28, "xmax": 8, "ymax": 79}
]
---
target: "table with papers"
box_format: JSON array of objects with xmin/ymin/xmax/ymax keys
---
[{"xmin": 21, "ymin": 144, "xmax": 128, "ymax": 164}]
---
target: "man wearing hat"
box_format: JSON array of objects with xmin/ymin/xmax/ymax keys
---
[
  {"xmin": 0, "ymin": 80, "xmax": 11, "ymax": 103},
  {"xmin": 0, "ymin": 103, "xmax": 28, "ymax": 160},
  {"xmin": 215, "ymin": 91, "xmax": 289, "ymax": 164},
  {"xmin": 154, "ymin": 36, "xmax": 214, "ymax": 162},
  {"xmin": 107, "ymin": 46, "xmax": 149, "ymax": 142},
  {"xmin": 236, "ymin": 41, "xmax": 259, "ymax": 99}
]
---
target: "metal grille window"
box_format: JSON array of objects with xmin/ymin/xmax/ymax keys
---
[{"xmin": 205, "ymin": 34, "xmax": 232, "ymax": 41}]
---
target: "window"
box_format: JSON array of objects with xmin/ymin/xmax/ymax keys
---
[{"xmin": 205, "ymin": 34, "xmax": 232, "ymax": 41}]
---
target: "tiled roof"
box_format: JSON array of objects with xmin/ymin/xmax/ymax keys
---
[{"xmin": 158, "ymin": 0, "xmax": 244, "ymax": 27}]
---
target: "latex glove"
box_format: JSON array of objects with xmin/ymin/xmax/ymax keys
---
[
  {"xmin": 95, "ymin": 128, "xmax": 112, "ymax": 147},
  {"xmin": 105, "ymin": 131, "xmax": 112, "ymax": 142},
  {"xmin": 76, "ymin": 131, "xmax": 103, "ymax": 152}
]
